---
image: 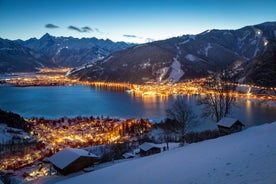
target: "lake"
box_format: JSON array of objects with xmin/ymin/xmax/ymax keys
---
[{"xmin": 0, "ymin": 85, "xmax": 275, "ymax": 126}]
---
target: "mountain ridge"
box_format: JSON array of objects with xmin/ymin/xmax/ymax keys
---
[
  {"xmin": 16, "ymin": 33, "xmax": 135, "ymax": 67},
  {"xmin": 0, "ymin": 34, "xmax": 134, "ymax": 73},
  {"xmin": 70, "ymin": 21, "xmax": 276, "ymax": 86}
]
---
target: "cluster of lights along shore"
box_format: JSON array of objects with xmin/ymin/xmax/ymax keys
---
[{"xmin": 2, "ymin": 68, "xmax": 276, "ymax": 101}]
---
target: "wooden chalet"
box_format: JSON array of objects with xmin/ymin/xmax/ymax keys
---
[
  {"xmin": 217, "ymin": 117, "xmax": 244, "ymax": 135},
  {"xmin": 49, "ymin": 148, "xmax": 98, "ymax": 175}
]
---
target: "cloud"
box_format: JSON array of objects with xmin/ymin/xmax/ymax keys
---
[
  {"xmin": 123, "ymin": 34, "xmax": 139, "ymax": 38},
  {"xmin": 45, "ymin": 24, "xmax": 59, "ymax": 28},
  {"xmin": 95, "ymin": 28, "xmax": 100, "ymax": 33},
  {"xmin": 82, "ymin": 26, "xmax": 93, "ymax": 32},
  {"xmin": 68, "ymin": 25, "xmax": 93, "ymax": 33},
  {"xmin": 123, "ymin": 34, "xmax": 154, "ymax": 42},
  {"xmin": 68, "ymin": 25, "xmax": 82, "ymax": 32},
  {"xmin": 145, "ymin": 38, "xmax": 155, "ymax": 42}
]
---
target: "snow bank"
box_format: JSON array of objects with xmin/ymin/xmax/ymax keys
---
[{"xmin": 57, "ymin": 122, "xmax": 276, "ymax": 184}]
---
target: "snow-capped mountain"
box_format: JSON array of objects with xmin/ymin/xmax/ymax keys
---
[
  {"xmin": 0, "ymin": 34, "xmax": 134, "ymax": 73},
  {"xmin": 71, "ymin": 22, "xmax": 276, "ymax": 85},
  {"xmin": 0, "ymin": 38, "xmax": 55, "ymax": 73},
  {"xmin": 16, "ymin": 33, "xmax": 134, "ymax": 67}
]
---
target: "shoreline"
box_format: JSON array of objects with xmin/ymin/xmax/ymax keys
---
[{"xmin": 1, "ymin": 82, "xmax": 275, "ymax": 109}]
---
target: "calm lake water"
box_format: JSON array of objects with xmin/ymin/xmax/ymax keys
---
[{"xmin": 0, "ymin": 85, "xmax": 275, "ymax": 126}]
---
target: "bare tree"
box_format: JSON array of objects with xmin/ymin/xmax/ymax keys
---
[
  {"xmin": 166, "ymin": 96, "xmax": 197, "ymax": 144},
  {"xmin": 161, "ymin": 118, "xmax": 178, "ymax": 150},
  {"xmin": 198, "ymin": 71, "xmax": 235, "ymax": 122}
]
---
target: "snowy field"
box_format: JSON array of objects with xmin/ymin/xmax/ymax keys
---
[{"xmin": 55, "ymin": 122, "xmax": 276, "ymax": 184}]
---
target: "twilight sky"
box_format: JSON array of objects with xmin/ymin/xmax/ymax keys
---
[{"xmin": 0, "ymin": 0, "xmax": 276, "ymax": 43}]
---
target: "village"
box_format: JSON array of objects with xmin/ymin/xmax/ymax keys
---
[{"xmin": 0, "ymin": 116, "xmax": 152, "ymax": 182}]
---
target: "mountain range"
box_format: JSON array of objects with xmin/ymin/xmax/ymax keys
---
[
  {"xmin": 70, "ymin": 22, "xmax": 276, "ymax": 86},
  {"xmin": 0, "ymin": 34, "xmax": 134, "ymax": 73},
  {"xmin": 1, "ymin": 22, "xmax": 275, "ymax": 87}
]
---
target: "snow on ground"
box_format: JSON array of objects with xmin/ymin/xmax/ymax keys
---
[
  {"xmin": 179, "ymin": 39, "xmax": 190, "ymax": 45},
  {"xmin": 237, "ymin": 77, "xmax": 246, "ymax": 84},
  {"xmin": 57, "ymin": 122, "xmax": 276, "ymax": 184},
  {"xmin": 204, "ymin": 43, "xmax": 212, "ymax": 57},
  {"xmin": 66, "ymin": 66, "xmax": 85, "ymax": 76},
  {"xmin": 223, "ymin": 31, "xmax": 232, "ymax": 36},
  {"xmin": 0, "ymin": 124, "xmax": 30, "ymax": 144},
  {"xmin": 253, "ymin": 47, "xmax": 260, "ymax": 57},
  {"xmin": 168, "ymin": 58, "xmax": 184, "ymax": 83},
  {"xmin": 156, "ymin": 67, "xmax": 169, "ymax": 82},
  {"xmin": 185, "ymin": 54, "xmax": 197, "ymax": 62},
  {"xmin": 102, "ymin": 56, "xmax": 114, "ymax": 63},
  {"xmin": 166, "ymin": 44, "xmax": 184, "ymax": 83},
  {"xmin": 0, "ymin": 124, "xmax": 11, "ymax": 143},
  {"xmin": 237, "ymin": 30, "xmax": 251, "ymax": 49},
  {"xmin": 188, "ymin": 35, "xmax": 196, "ymax": 40}
]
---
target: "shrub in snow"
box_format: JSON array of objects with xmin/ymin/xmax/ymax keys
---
[{"xmin": 185, "ymin": 130, "xmax": 220, "ymax": 144}]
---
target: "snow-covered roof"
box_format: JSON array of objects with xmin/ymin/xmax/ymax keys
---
[
  {"xmin": 217, "ymin": 117, "xmax": 243, "ymax": 128},
  {"xmin": 133, "ymin": 148, "xmax": 140, "ymax": 154},
  {"xmin": 122, "ymin": 152, "xmax": 135, "ymax": 159},
  {"xmin": 49, "ymin": 148, "xmax": 98, "ymax": 169},
  {"xmin": 139, "ymin": 142, "xmax": 162, "ymax": 151}
]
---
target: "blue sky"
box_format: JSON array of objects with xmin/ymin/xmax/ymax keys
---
[{"xmin": 0, "ymin": 0, "xmax": 276, "ymax": 43}]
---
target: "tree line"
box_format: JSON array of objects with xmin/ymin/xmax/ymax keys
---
[{"xmin": 0, "ymin": 109, "xmax": 30, "ymax": 132}]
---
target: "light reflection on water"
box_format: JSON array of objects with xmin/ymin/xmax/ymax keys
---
[
  {"xmin": 0, "ymin": 85, "xmax": 275, "ymax": 126},
  {"xmin": 245, "ymin": 99, "xmax": 253, "ymax": 124}
]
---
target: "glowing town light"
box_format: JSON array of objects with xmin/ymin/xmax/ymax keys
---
[
  {"xmin": 247, "ymin": 87, "xmax": 252, "ymax": 96},
  {"xmin": 264, "ymin": 40, "xmax": 269, "ymax": 46},
  {"xmin": 256, "ymin": 30, "xmax": 262, "ymax": 35}
]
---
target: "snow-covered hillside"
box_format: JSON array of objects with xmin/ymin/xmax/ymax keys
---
[
  {"xmin": 0, "ymin": 124, "xmax": 31, "ymax": 144},
  {"xmin": 72, "ymin": 22, "xmax": 276, "ymax": 84},
  {"xmin": 57, "ymin": 122, "xmax": 276, "ymax": 184}
]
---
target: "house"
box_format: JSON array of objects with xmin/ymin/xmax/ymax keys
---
[
  {"xmin": 48, "ymin": 148, "xmax": 98, "ymax": 175},
  {"xmin": 217, "ymin": 117, "xmax": 244, "ymax": 134},
  {"xmin": 139, "ymin": 142, "xmax": 163, "ymax": 157}
]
